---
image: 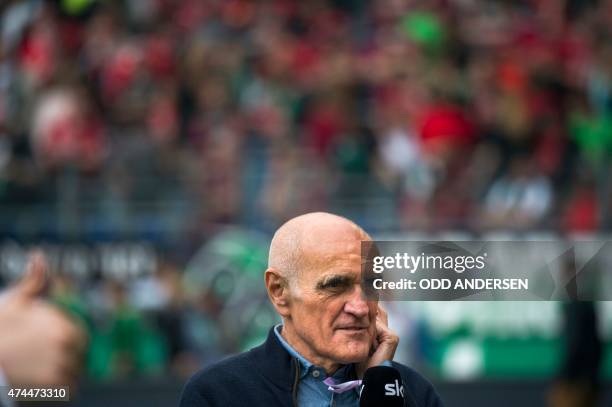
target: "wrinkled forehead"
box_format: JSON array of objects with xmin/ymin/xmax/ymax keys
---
[{"xmin": 300, "ymin": 224, "xmax": 369, "ymax": 274}]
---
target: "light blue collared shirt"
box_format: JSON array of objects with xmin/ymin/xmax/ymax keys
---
[{"xmin": 274, "ymin": 324, "xmax": 360, "ymax": 407}]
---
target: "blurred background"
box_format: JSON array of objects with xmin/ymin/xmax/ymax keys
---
[{"xmin": 0, "ymin": 0, "xmax": 611, "ymax": 405}]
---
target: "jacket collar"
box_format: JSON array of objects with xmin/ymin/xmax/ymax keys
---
[
  {"xmin": 249, "ymin": 327, "xmax": 298, "ymax": 391},
  {"xmin": 249, "ymin": 327, "xmax": 359, "ymax": 390}
]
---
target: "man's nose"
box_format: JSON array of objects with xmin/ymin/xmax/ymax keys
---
[{"xmin": 344, "ymin": 285, "xmax": 369, "ymax": 318}]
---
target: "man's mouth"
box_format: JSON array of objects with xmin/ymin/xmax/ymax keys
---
[{"xmin": 336, "ymin": 326, "xmax": 368, "ymax": 332}]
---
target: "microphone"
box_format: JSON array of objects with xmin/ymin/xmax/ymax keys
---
[{"xmin": 359, "ymin": 365, "xmax": 405, "ymax": 407}]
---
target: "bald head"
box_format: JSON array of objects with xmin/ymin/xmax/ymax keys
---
[{"xmin": 268, "ymin": 212, "xmax": 370, "ymax": 285}]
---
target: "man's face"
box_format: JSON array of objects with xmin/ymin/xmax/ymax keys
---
[{"xmin": 286, "ymin": 237, "xmax": 378, "ymax": 366}]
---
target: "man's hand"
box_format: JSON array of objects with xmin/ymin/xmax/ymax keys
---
[
  {"xmin": 0, "ymin": 251, "xmax": 86, "ymax": 386},
  {"xmin": 356, "ymin": 304, "xmax": 399, "ymax": 378}
]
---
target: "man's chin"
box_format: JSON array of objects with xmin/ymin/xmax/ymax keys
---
[
  {"xmin": 330, "ymin": 339, "xmax": 371, "ymax": 364},
  {"xmin": 334, "ymin": 350, "xmax": 370, "ymax": 364}
]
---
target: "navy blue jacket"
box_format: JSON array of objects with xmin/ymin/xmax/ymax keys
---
[{"xmin": 179, "ymin": 328, "xmax": 444, "ymax": 407}]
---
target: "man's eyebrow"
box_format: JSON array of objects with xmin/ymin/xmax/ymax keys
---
[{"xmin": 316, "ymin": 274, "xmax": 353, "ymax": 289}]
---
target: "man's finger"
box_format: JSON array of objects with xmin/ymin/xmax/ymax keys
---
[
  {"xmin": 15, "ymin": 250, "xmax": 48, "ymax": 300},
  {"xmin": 377, "ymin": 303, "xmax": 388, "ymax": 325}
]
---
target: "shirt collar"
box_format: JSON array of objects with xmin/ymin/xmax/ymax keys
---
[
  {"xmin": 274, "ymin": 324, "xmax": 312, "ymax": 378},
  {"xmin": 273, "ymin": 324, "xmax": 355, "ymax": 381}
]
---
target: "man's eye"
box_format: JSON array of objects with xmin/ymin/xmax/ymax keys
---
[{"xmin": 319, "ymin": 277, "xmax": 349, "ymax": 290}]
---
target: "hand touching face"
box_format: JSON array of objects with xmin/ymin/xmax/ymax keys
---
[{"xmin": 356, "ymin": 304, "xmax": 399, "ymax": 378}]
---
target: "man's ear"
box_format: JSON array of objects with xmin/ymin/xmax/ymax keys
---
[{"xmin": 265, "ymin": 268, "xmax": 291, "ymax": 318}]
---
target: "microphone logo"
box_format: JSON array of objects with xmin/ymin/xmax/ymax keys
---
[{"xmin": 384, "ymin": 380, "xmax": 404, "ymax": 397}]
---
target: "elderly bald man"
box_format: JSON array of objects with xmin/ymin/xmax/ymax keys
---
[{"xmin": 180, "ymin": 212, "xmax": 443, "ymax": 407}]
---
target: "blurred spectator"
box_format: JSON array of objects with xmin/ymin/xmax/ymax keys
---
[
  {"xmin": 548, "ymin": 256, "xmax": 603, "ymax": 407},
  {"xmin": 561, "ymin": 169, "xmax": 600, "ymax": 233},
  {"xmin": 88, "ymin": 279, "xmax": 167, "ymax": 379},
  {"xmin": 0, "ymin": 251, "xmax": 86, "ymax": 394},
  {"xmin": 481, "ymin": 154, "xmax": 553, "ymax": 230},
  {"xmin": 31, "ymin": 84, "xmax": 106, "ymax": 171}
]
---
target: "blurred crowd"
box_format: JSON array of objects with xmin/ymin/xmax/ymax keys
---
[
  {"xmin": 1, "ymin": 0, "xmax": 612, "ymax": 382},
  {"xmin": 49, "ymin": 257, "xmax": 222, "ymax": 381},
  {"xmin": 42, "ymin": 235, "xmax": 274, "ymax": 381},
  {"xmin": 0, "ymin": 0, "xmax": 611, "ymax": 237}
]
